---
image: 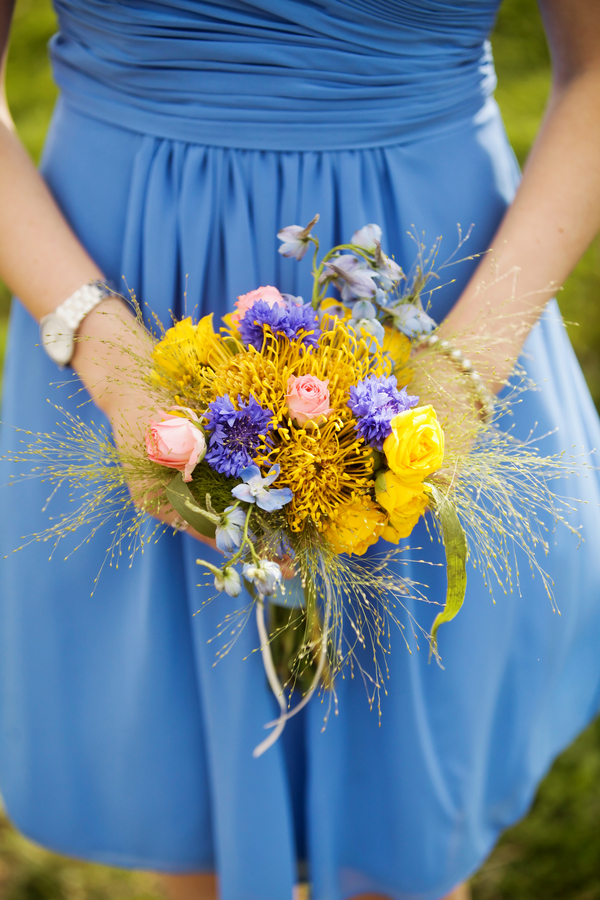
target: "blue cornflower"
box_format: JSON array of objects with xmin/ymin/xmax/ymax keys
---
[
  {"xmin": 284, "ymin": 303, "xmax": 321, "ymax": 346},
  {"xmin": 239, "ymin": 299, "xmax": 321, "ymax": 350},
  {"xmin": 348, "ymin": 375, "xmax": 419, "ymax": 450},
  {"xmin": 232, "ymin": 464, "xmax": 293, "ymax": 512},
  {"xmin": 204, "ymin": 395, "xmax": 273, "ymax": 477}
]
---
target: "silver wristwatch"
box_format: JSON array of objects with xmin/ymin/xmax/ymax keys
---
[{"xmin": 39, "ymin": 281, "xmax": 113, "ymax": 366}]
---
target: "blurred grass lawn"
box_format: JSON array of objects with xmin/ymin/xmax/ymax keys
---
[{"xmin": 0, "ymin": 0, "xmax": 599, "ymax": 898}]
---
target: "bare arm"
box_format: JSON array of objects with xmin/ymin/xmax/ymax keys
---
[
  {"xmin": 440, "ymin": 0, "xmax": 600, "ymax": 388},
  {"xmin": 0, "ymin": 0, "xmax": 143, "ymax": 410},
  {"xmin": 0, "ymin": 4, "xmax": 213, "ymax": 543}
]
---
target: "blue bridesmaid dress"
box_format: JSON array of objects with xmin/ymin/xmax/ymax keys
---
[{"xmin": 1, "ymin": 2, "xmax": 600, "ymax": 899}]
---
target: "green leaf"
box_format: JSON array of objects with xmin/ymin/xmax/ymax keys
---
[
  {"xmin": 165, "ymin": 472, "xmax": 218, "ymax": 539},
  {"xmin": 427, "ymin": 483, "xmax": 468, "ymax": 659}
]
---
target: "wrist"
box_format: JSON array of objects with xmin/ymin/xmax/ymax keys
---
[{"xmin": 71, "ymin": 296, "xmax": 153, "ymax": 415}]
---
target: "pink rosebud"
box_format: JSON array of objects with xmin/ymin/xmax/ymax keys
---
[
  {"xmin": 233, "ymin": 285, "xmax": 286, "ymax": 325},
  {"xmin": 286, "ymin": 375, "xmax": 332, "ymax": 426},
  {"xmin": 145, "ymin": 409, "xmax": 206, "ymax": 483}
]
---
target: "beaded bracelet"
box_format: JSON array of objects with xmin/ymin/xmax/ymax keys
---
[{"xmin": 421, "ymin": 333, "xmax": 495, "ymax": 424}]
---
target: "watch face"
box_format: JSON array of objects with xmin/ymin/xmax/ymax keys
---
[{"xmin": 40, "ymin": 314, "xmax": 74, "ymax": 366}]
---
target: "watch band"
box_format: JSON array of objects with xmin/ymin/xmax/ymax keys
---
[
  {"xmin": 39, "ymin": 281, "xmax": 114, "ymax": 366},
  {"xmin": 53, "ymin": 281, "xmax": 113, "ymax": 331}
]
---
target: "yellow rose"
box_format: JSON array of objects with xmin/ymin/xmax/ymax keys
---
[
  {"xmin": 375, "ymin": 470, "xmax": 429, "ymax": 539},
  {"xmin": 382, "ymin": 325, "xmax": 413, "ymax": 386},
  {"xmin": 152, "ymin": 314, "xmax": 229, "ymax": 378},
  {"xmin": 383, "ymin": 405, "xmax": 444, "ymax": 483},
  {"xmin": 194, "ymin": 313, "xmax": 217, "ymax": 356},
  {"xmin": 323, "ymin": 495, "xmax": 387, "ymax": 556}
]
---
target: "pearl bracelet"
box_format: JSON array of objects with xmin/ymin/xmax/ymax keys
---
[{"xmin": 422, "ymin": 334, "xmax": 495, "ymax": 423}]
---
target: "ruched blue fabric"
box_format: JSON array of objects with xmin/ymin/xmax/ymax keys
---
[
  {"xmin": 1, "ymin": 3, "xmax": 600, "ymax": 900},
  {"xmin": 49, "ymin": 0, "xmax": 498, "ymax": 150}
]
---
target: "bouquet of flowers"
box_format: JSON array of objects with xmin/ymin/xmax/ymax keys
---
[{"xmin": 7, "ymin": 216, "xmax": 578, "ymax": 756}]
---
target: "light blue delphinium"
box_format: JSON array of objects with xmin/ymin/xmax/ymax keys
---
[
  {"xmin": 197, "ymin": 557, "xmax": 243, "ymax": 597},
  {"xmin": 391, "ymin": 301, "xmax": 437, "ymax": 338},
  {"xmin": 352, "ymin": 224, "xmax": 403, "ymax": 291},
  {"xmin": 350, "ymin": 299, "xmax": 385, "ymax": 345},
  {"xmin": 323, "ymin": 254, "xmax": 377, "ymax": 302},
  {"xmin": 373, "ymin": 253, "xmax": 403, "ymax": 291},
  {"xmin": 351, "ymin": 223, "xmax": 382, "ymax": 252},
  {"xmin": 214, "ymin": 566, "xmax": 242, "ymax": 597},
  {"xmin": 354, "ymin": 317, "xmax": 385, "ymax": 345},
  {"xmin": 215, "ymin": 505, "xmax": 247, "ymax": 553},
  {"xmin": 232, "ymin": 464, "xmax": 293, "ymax": 512},
  {"xmin": 277, "ymin": 214, "xmax": 319, "ymax": 260},
  {"xmin": 242, "ymin": 559, "xmax": 283, "ymax": 597},
  {"xmin": 352, "ymin": 299, "xmax": 377, "ymax": 320}
]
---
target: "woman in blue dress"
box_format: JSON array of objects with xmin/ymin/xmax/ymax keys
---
[{"xmin": 1, "ymin": 1, "xmax": 600, "ymax": 899}]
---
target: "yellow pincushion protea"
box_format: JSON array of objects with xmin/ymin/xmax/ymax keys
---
[
  {"xmin": 216, "ymin": 318, "xmax": 388, "ymax": 531},
  {"xmin": 259, "ymin": 415, "xmax": 375, "ymax": 532},
  {"xmin": 322, "ymin": 495, "xmax": 388, "ymax": 556}
]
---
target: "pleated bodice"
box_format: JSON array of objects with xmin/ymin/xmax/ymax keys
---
[{"xmin": 50, "ymin": 0, "xmax": 500, "ymax": 149}]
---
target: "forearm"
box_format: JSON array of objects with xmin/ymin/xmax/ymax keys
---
[
  {"xmin": 0, "ymin": 120, "xmax": 105, "ymax": 314},
  {"xmin": 0, "ymin": 118, "xmax": 148, "ymax": 409},
  {"xmin": 441, "ymin": 9, "xmax": 600, "ymax": 387}
]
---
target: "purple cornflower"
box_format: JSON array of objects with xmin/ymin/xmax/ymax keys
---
[
  {"xmin": 239, "ymin": 299, "xmax": 321, "ymax": 350},
  {"xmin": 348, "ymin": 375, "xmax": 419, "ymax": 450},
  {"xmin": 204, "ymin": 395, "xmax": 273, "ymax": 477}
]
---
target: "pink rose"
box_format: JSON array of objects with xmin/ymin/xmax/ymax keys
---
[
  {"xmin": 233, "ymin": 285, "xmax": 286, "ymax": 324},
  {"xmin": 145, "ymin": 409, "xmax": 206, "ymax": 483},
  {"xmin": 286, "ymin": 375, "xmax": 332, "ymax": 426}
]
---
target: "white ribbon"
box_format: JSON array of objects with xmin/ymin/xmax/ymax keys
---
[{"xmin": 253, "ymin": 558, "xmax": 332, "ymax": 758}]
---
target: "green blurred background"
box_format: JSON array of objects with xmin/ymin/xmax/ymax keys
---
[{"xmin": 0, "ymin": 0, "xmax": 599, "ymax": 898}]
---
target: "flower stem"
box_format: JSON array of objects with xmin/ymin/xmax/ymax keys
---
[{"xmin": 254, "ymin": 554, "xmax": 333, "ymax": 756}]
